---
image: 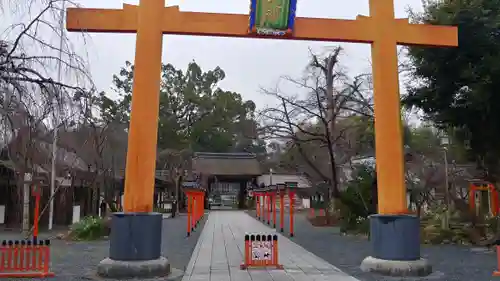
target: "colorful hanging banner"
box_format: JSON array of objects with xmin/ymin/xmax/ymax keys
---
[{"xmin": 248, "ymin": 0, "xmax": 297, "ymax": 36}]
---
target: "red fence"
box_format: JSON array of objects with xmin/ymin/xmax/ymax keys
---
[
  {"xmin": 240, "ymin": 233, "xmax": 283, "ymax": 270},
  {"xmin": 0, "ymin": 239, "xmax": 54, "ymax": 278}
]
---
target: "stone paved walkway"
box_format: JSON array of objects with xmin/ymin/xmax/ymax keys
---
[{"xmin": 182, "ymin": 211, "xmax": 359, "ymax": 281}]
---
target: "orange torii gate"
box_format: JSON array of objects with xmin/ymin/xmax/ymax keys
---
[
  {"xmin": 183, "ymin": 182, "xmax": 206, "ymax": 237},
  {"xmin": 252, "ymin": 183, "xmax": 297, "ymax": 237},
  {"xmin": 66, "ymin": 0, "xmax": 457, "ymax": 278},
  {"xmin": 253, "ymin": 187, "xmax": 270, "ymax": 225},
  {"xmin": 469, "ymin": 180, "xmax": 499, "ymax": 216}
]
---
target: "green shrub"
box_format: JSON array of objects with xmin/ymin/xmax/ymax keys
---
[
  {"xmin": 338, "ymin": 164, "xmax": 375, "ymax": 233},
  {"xmin": 355, "ymin": 216, "xmax": 370, "ymax": 234},
  {"xmin": 420, "ymin": 223, "xmax": 470, "ymax": 245},
  {"xmin": 153, "ymin": 207, "xmax": 169, "ymax": 213},
  {"xmin": 420, "ymin": 206, "xmax": 472, "ymax": 245},
  {"xmin": 70, "ymin": 216, "xmax": 108, "ymax": 241}
]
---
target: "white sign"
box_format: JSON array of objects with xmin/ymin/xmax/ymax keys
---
[{"xmin": 251, "ymin": 241, "xmax": 272, "ymax": 261}]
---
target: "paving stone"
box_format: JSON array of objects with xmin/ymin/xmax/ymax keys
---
[
  {"xmin": 181, "ymin": 211, "xmax": 359, "ymax": 281},
  {"xmin": 249, "ymin": 210, "xmax": 500, "ymax": 281}
]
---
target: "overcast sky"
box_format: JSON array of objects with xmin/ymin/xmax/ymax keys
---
[
  {"xmin": 62, "ymin": 0, "xmax": 423, "ymax": 108},
  {"xmin": 0, "ymin": 0, "xmax": 423, "ymax": 109}
]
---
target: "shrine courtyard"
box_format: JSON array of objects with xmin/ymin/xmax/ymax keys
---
[{"xmin": 0, "ymin": 210, "xmax": 495, "ymax": 281}]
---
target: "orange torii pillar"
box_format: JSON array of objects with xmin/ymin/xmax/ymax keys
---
[
  {"xmin": 184, "ymin": 186, "xmax": 206, "ymax": 236},
  {"xmin": 469, "ymin": 181, "xmax": 499, "ymax": 216}
]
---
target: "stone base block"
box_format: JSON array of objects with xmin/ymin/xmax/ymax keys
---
[
  {"xmin": 97, "ymin": 257, "xmax": 171, "ymax": 279},
  {"xmin": 109, "ymin": 212, "xmax": 163, "ymax": 261},
  {"xmin": 360, "ymin": 256, "xmax": 432, "ymax": 277}
]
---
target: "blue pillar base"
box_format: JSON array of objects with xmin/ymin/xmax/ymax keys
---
[
  {"xmin": 97, "ymin": 212, "xmax": 171, "ymax": 278},
  {"xmin": 109, "ymin": 212, "xmax": 163, "ymax": 261},
  {"xmin": 360, "ymin": 214, "xmax": 432, "ymax": 277}
]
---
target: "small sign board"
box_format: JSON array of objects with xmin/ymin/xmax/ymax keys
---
[
  {"xmin": 251, "ymin": 240, "xmax": 273, "ymax": 261},
  {"xmin": 248, "ymin": 0, "xmax": 297, "ymax": 36}
]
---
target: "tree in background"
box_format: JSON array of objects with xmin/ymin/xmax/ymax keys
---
[
  {"xmin": 404, "ymin": 0, "xmax": 500, "ymax": 243},
  {"xmin": 404, "ymin": 0, "xmax": 500, "ymax": 183},
  {"xmin": 68, "ymin": 90, "xmax": 128, "ymax": 214},
  {"xmin": 259, "ymin": 46, "xmax": 373, "ymax": 209},
  {"xmin": 112, "ymin": 61, "xmax": 265, "ymax": 155},
  {"xmin": 0, "ymin": 0, "xmax": 92, "ymax": 226}
]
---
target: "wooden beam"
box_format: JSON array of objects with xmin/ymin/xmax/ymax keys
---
[
  {"xmin": 67, "ymin": 5, "xmax": 457, "ymax": 46},
  {"xmin": 66, "ymin": 5, "xmax": 138, "ymax": 33},
  {"xmin": 355, "ymin": 16, "xmax": 458, "ymax": 47},
  {"xmin": 166, "ymin": 10, "xmax": 375, "ymax": 43},
  {"xmin": 67, "ymin": 5, "xmax": 375, "ymax": 43},
  {"xmin": 396, "ymin": 24, "xmax": 458, "ymax": 47}
]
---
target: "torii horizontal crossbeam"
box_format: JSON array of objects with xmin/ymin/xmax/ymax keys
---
[{"xmin": 66, "ymin": 5, "xmax": 457, "ymax": 46}]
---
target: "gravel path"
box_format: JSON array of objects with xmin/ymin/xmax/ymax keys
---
[
  {"xmin": 0, "ymin": 214, "xmax": 206, "ymax": 281},
  {"xmin": 247, "ymin": 210, "xmax": 498, "ymax": 281}
]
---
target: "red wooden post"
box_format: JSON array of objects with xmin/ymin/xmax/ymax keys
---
[
  {"xmin": 280, "ymin": 192, "xmax": 284, "ymax": 232},
  {"xmin": 490, "ymin": 184, "xmax": 499, "ymax": 216},
  {"xmin": 193, "ymin": 192, "xmax": 197, "ymax": 227},
  {"xmin": 272, "ymin": 192, "xmax": 277, "ymax": 228},
  {"xmin": 186, "ymin": 192, "xmax": 192, "ymax": 236},
  {"xmin": 494, "ymin": 243, "xmax": 500, "ymax": 276},
  {"xmin": 192, "ymin": 193, "xmax": 196, "ymax": 231},
  {"xmin": 198, "ymin": 191, "xmax": 201, "ymax": 221},
  {"xmin": 202, "ymin": 192, "xmax": 205, "ymax": 219},
  {"xmin": 195, "ymin": 192, "xmax": 199, "ymax": 226},
  {"xmin": 198, "ymin": 191, "xmax": 203, "ymax": 224},
  {"xmin": 289, "ymin": 190, "xmax": 295, "ymax": 237},
  {"xmin": 260, "ymin": 193, "xmax": 264, "ymax": 221},
  {"xmin": 262, "ymin": 193, "xmax": 265, "ymax": 222},
  {"xmin": 256, "ymin": 194, "xmax": 260, "ymax": 218},
  {"xmin": 242, "ymin": 234, "xmax": 250, "ymax": 268},
  {"xmin": 469, "ymin": 185, "xmax": 475, "ymax": 214},
  {"xmin": 0, "ymin": 243, "xmax": 5, "ymax": 272},
  {"xmin": 264, "ymin": 193, "xmax": 267, "ymax": 223},
  {"xmin": 32, "ymin": 185, "xmax": 41, "ymax": 240},
  {"xmin": 265, "ymin": 192, "xmax": 271, "ymax": 225}
]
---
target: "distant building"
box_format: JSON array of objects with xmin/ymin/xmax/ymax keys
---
[{"xmin": 191, "ymin": 152, "xmax": 261, "ymax": 209}]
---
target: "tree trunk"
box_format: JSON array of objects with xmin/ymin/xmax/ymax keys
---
[
  {"xmin": 22, "ymin": 173, "xmax": 32, "ymax": 234},
  {"xmin": 91, "ymin": 185, "xmax": 99, "ymax": 216},
  {"xmin": 8, "ymin": 176, "xmax": 23, "ymax": 229}
]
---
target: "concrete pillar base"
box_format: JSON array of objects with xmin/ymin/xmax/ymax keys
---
[
  {"xmin": 97, "ymin": 257, "xmax": 172, "ymax": 279},
  {"xmin": 96, "ymin": 212, "xmax": 175, "ymax": 279},
  {"xmin": 360, "ymin": 256, "xmax": 432, "ymax": 277},
  {"xmin": 360, "ymin": 214, "xmax": 431, "ymax": 277}
]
